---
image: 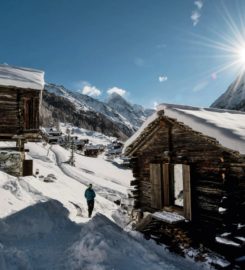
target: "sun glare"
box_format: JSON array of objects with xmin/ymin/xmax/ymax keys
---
[
  {"xmin": 190, "ymin": 4, "xmax": 245, "ymax": 77},
  {"xmin": 236, "ymin": 46, "xmax": 245, "ymax": 65}
]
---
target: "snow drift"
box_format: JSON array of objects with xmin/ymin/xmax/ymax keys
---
[{"xmin": 0, "ymin": 200, "xmax": 203, "ymax": 270}]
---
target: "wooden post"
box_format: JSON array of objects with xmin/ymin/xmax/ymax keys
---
[
  {"xmin": 162, "ymin": 163, "xmax": 170, "ymax": 206},
  {"xmin": 183, "ymin": 164, "xmax": 192, "ymax": 220}
]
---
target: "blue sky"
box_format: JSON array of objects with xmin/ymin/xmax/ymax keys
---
[{"xmin": 1, "ymin": 0, "xmax": 245, "ymax": 108}]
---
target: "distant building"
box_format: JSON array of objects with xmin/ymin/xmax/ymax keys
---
[
  {"xmin": 41, "ymin": 127, "xmax": 62, "ymax": 144},
  {"xmin": 106, "ymin": 141, "xmax": 123, "ymax": 156},
  {"xmin": 84, "ymin": 144, "xmax": 103, "ymax": 157}
]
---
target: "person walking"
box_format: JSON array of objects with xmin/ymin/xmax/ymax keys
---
[{"xmin": 84, "ymin": 184, "xmax": 96, "ymax": 218}]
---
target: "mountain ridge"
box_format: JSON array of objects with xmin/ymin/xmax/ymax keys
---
[
  {"xmin": 41, "ymin": 83, "xmax": 154, "ymax": 140},
  {"xmin": 211, "ymin": 72, "xmax": 245, "ymax": 111}
]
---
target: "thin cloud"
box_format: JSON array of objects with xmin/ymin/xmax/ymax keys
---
[
  {"xmin": 191, "ymin": 0, "xmax": 204, "ymax": 26},
  {"xmin": 82, "ymin": 85, "xmax": 101, "ymax": 97},
  {"xmin": 134, "ymin": 57, "xmax": 145, "ymax": 67},
  {"xmin": 156, "ymin": 44, "xmax": 167, "ymax": 49},
  {"xmin": 193, "ymin": 80, "xmax": 209, "ymax": 92},
  {"xmin": 159, "ymin": 75, "xmax": 168, "ymax": 82},
  {"xmin": 191, "ymin": 11, "xmax": 201, "ymax": 26},
  {"xmin": 107, "ymin": 87, "xmax": 126, "ymax": 96},
  {"xmin": 194, "ymin": 0, "xmax": 203, "ymax": 9}
]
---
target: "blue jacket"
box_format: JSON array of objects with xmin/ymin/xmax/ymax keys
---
[{"xmin": 85, "ymin": 188, "xmax": 96, "ymax": 201}]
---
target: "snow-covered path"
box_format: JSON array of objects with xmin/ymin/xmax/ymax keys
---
[{"xmin": 50, "ymin": 145, "xmax": 127, "ymax": 202}]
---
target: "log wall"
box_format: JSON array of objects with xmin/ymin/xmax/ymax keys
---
[{"xmin": 0, "ymin": 87, "xmax": 40, "ymax": 139}]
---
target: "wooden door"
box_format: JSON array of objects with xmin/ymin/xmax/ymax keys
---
[
  {"xmin": 23, "ymin": 98, "xmax": 34, "ymax": 130},
  {"xmin": 150, "ymin": 163, "xmax": 163, "ymax": 209}
]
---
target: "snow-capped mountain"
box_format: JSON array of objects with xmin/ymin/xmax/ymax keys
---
[
  {"xmin": 42, "ymin": 83, "xmax": 154, "ymax": 140},
  {"xmin": 107, "ymin": 93, "xmax": 154, "ymax": 128},
  {"xmin": 211, "ymin": 72, "xmax": 245, "ymax": 111}
]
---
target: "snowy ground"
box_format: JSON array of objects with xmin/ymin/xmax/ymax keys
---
[{"xmin": 0, "ymin": 130, "xmax": 208, "ymax": 269}]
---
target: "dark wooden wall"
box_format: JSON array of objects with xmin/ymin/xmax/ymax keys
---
[
  {"xmin": 0, "ymin": 87, "xmax": 40, "ymax": 139},
  {"xmin": 130, "ymin": 117, "xmax": 245, "ymax": 235}
]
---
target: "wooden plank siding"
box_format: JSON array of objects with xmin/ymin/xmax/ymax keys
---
[
  {"xmin": 0, "ymin": 86, "xmax": 41, "ymax": 139},
  {"xmin": 0, "ymin": 90, "xmax": 18, "ymax": 130}
]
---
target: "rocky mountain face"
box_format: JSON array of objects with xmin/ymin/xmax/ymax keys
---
[
  {"xmin": 211, "ymin": 73, "xmax": 245, "ymax": 111},
  {"xmin": 107, "ymin": 93, "xmax": 154, "ymax": 128},
  {"xmin": 40, "ymin": 83, "xmax": 154, "ymax": 140}
]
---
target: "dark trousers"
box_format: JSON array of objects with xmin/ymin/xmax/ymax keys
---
[{"xmin": 87, "ymin": 200, "xmax": 94, "ymax": 217}]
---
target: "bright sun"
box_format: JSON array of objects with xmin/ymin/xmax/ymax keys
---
[{"xmin": 191, "ymin": 5, "xmax": 245, "ymax": 77}]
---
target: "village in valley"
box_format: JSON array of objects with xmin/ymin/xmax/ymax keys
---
[{"xmin": 0, "ymin": 1, "xmax": 245, "ymax": 270}]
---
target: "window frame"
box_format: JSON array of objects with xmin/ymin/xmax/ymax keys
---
[{"xmin": 150, "ymin": 162, "xmax": 192, "ymax": 220}]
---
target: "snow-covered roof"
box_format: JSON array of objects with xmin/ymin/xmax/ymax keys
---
[
  {"xmin": 124, "ymin": 104, "xmax": 245, "ymax": 155},
  {"xmin": 0, "ymin": 64, "xmax": 44, "ymax": 90}
]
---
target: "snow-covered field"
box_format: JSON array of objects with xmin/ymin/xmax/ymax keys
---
[{"xmin": 0, "ymin": 130, "xmax": 208, "ymax": 269}]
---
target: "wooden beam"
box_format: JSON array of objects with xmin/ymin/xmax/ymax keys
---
[
  {"xmin": 162, "ymin": 163, "xmax": 170, "ymax": 206},
  {"xmin": 183, "ymin": 164, "xmax": 192, "ymax": 220}
]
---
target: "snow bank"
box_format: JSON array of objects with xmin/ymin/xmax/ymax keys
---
[
  {"xmin": 66, "ymin": 213, "xmax": 203, "ymax": 270},
  {"xmin": 0, "ymin": 200, "xmax": 80, "ymax": 270},
  {"xmin": 0, "ymin": 200, "xmax": 73, "ymax": 239},
  {"xmin": 0, "ymin": 172, "xmax": 37, "ymax": 218},
  {"xmin": 0, "ymin": 64, "xmax": 44, "ymax": 90},
  {"xmin": 0, "ymin": 201, "xmax": 204, "ymax": 270}
]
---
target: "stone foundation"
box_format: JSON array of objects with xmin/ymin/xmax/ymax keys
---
[{"xmin": 0, "ymin": 150, "xmax": 24, "ymax": 177}]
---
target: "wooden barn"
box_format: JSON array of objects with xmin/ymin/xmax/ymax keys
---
[
  {"xmin": 124, "ymin": 104, "xmax": 245, "ymax": 250},
  {"xmin": 0, "ymin": 65, "xmax": 44, "ymax": 142},
  {"xmin": 0, "ymin": 65, "xmax": 44, "ymax": 176}
]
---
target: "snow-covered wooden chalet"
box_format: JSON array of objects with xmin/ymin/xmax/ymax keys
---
[
  {"xmin": 124, "ymin": 104, "xmax": 245, "ymax": 244},
  {"xmin": 0, "ymin": 65, "xmax": 44, "ymax": 142}
]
